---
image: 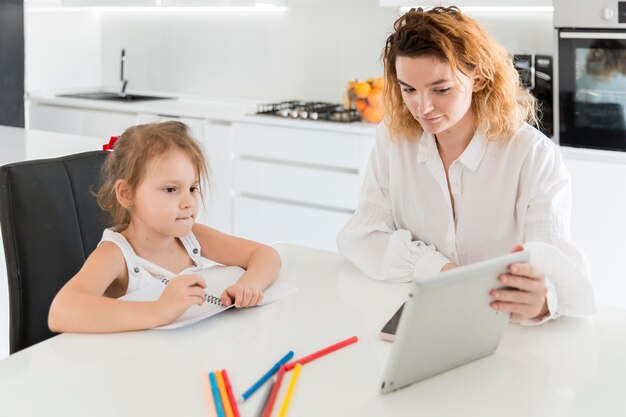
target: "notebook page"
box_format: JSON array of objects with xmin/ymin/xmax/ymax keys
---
[{"xmin": 119, "ymin": 265, "xmax": 297, "ymax": 329}]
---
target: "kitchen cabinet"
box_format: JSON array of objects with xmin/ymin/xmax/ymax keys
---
[
  {"xmin": 231, "ymin": 121, "xmax": 375, "ymax": 251},
  {"xmin": 29, "ymin": 103, "xmax": 138, "ymax": 139}
]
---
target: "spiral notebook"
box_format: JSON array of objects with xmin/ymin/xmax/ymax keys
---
[{"xmin": 119, "ymin": 263, "xmax": 297, "ymax": 330}]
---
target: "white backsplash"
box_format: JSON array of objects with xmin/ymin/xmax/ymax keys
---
[{"xmin": 95, "ymin": 1, "xmax": 554, "ymax": 101}]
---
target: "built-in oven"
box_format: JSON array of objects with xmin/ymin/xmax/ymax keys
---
[{"xmin": 554, "ymin": 0, "xmax": 626, "ymax": 151}]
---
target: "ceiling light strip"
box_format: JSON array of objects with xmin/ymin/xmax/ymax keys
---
[{"xmin": 400, "ymin": 6, "xmax": 554, "ymax": 13}]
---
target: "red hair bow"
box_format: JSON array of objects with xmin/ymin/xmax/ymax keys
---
[{"xmin": 103, "ymin": 135, "xmax": 119, "ymax": 152}]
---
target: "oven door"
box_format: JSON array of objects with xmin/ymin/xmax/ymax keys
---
[{"xmin": 557, "ymin": 30, "xmax": 626, "ymax": 151}]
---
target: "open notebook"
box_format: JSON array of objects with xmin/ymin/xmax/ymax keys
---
[{"xmin": 119, "ymin": 264, "xmax": 297, "ymax": 330}]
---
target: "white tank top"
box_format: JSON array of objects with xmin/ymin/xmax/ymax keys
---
[{"xmin": 99, "ymin": 228, "xmax": 210, "ymax": 295}]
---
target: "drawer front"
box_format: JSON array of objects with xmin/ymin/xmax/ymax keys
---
[
  {"xmin": 233, "ymin": 123, "xmax": 361, "ymax": 169},
  {"xmin": 233, "ymin": 196, "xmax": 352, "ymax": 252},
  {"xmin": 234, "ymin": 159, "xmax": 361, "ymax": 211}
]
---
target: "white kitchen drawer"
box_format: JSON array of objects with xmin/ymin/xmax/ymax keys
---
[
  {"xmin": 233, "ymin": 123, "xmax": 361, "ymax": 169},
  {"xmin": 233, "ymin": 196, "xmax": 352, "ymax": 252},
  {"xmin": 234, "ymin": 159, "xmax": 361, "ymax": 211}
]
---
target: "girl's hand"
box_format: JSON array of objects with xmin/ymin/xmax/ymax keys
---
[
  {"xmin": 155, "ymin": 275, "xmax": 206, "ymax": 324},
  {"xmin": 221, "ymin": 283, "xmax": 264, "ymax": 308},
  {"xmin": 490, "ymin": 245, "xmax": 549, "ymax": 322}
]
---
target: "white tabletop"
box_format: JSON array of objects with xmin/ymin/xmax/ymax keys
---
[{"xmin": 0, "ymin": 243, "xmax": 625, "ymax": 417}]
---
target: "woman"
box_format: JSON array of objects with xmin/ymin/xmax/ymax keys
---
[{"xmin": 337, "ymin": 6, "xmax": 596, "ymax": 324}]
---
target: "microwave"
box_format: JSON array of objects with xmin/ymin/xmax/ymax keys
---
[{"xmin": 513, "ymin": 54, "xmax": 554, "ymax": 137}]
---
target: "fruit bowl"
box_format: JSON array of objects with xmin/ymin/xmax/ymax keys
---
[{"xmin": 344, "ymin": 77, "xmax": 384, "ymax": 123}]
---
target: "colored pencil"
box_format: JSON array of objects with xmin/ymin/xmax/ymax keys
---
[
  {"xmin": 216, "ymin": 370, "xmax": 234, "ymax": 417},
  {"xmin": 221, "ymin": 369, "xmax": 241, "ymax": 417},
  {"xmin": 278, "ymin": 363, "xmax": 302, "ymax": 417},
  {"xmin": 285, "ymin": 336, "xmax": 358, "ymax": 371},
  {"xmin": 239, "ymin": 350, "xmax": 294, "ymax": 403},
  {"xmin": 261, "ymin": 364, "xmax": 287, "ymax": 417},
  {"xmin": 209, "ymin": 372, "xmax": 226, "ymax": 417},
  {"xmin": 202, "ymin": 372, "xmax": 218, "ymax": 417}
]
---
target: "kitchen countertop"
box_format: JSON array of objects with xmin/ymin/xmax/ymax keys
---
[
  {"xmin": 0, "ymin": 125, "xmax": 103, "ymax": 166},
  {"xmin": 28, "ymin": 89, "xmax": 379, "ymax": 135},
  {"xmin": 27, "ymin": 90, "xmax": 626, "ymax": 160},
  {"xmin": 28, "ymin": 89, "xmax": 262, "ymax": 121}
]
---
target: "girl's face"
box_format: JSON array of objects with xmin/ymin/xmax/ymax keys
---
[
  {"xmin": 129, "ymin": 149, "xmax": 200, "ymax": 239},
  {"xmin": 396, "ymin": 55, "xmax": 477, "ymax": 138}
]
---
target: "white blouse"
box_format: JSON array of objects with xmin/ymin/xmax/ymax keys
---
[{"xmin": 337, "ymin": 122, "xmax": 597, "ymax": 323}]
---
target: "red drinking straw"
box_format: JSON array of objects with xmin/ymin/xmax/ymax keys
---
[
  {"xmin": 284, "ymin": 336, "xmax": 358, "ymax": 371},
  {"xmin": 261, "ymin": 364, "xmax": 287, "ymax": 417}
]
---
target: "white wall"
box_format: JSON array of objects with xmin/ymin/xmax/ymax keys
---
[
  {"xmin": 24, "ymin": 8, "xmax": 101, "ymax": 92},
  {"xmin": 99, "ymin": 0, "xmax": 553, "ymax": 101}
]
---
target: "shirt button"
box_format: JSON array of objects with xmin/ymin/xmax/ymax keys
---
[
  {"xmin": 133, "ymin": 267, "xmax": 140, "ymax": 273},
  {"xmin": 193, "ymin": 248, "xmax": 199, "ymax": 254}
]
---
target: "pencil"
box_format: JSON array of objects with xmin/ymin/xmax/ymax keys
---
[
  {"xmin": 209, "ymin": 371, "xmax": 226, "ymax": 417},
  {"xmin": 285, "ymin": 336, "xmax": 358, "ymax": 371},
  {"xmin": 202, "ymin": 372, "xmax": 218, "ymax": 417},
  {"xmin": 278, "ymin": 363, "xmax": 302, "ymax": 417},
  {"xmin": 239, "ymin": 350, "xmax": 294, "ymax": 403},
  {"xmin": 261, "ymin": 364, "xmax": 287, "ymax": 417},
  {"xmin": 221, "ymin": 369, "xmax": 241, "ymax": 417},
  {"xmin": 255, "ymin": 378, "xmax": 275, "ymax": 417},
  {"xmin": 216, "ymin": 370, "xmax": 234, "ymax": 417}
]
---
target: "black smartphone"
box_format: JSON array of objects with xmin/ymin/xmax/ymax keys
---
[{"xmin": 379, "ymin": 302, "xmax": 405, "ymax": 342}]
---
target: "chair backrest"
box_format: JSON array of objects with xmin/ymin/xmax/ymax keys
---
[{"xmin": 0, "ymin": 151, "xmax": 108, "ymax": 353}]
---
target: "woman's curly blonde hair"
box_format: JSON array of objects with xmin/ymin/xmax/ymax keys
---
[
  {"xmin": 382, "ymin": 6, "xmax": 538, "ymax": 141},
  {"xmin": 96, "ymin": 121, "xmax": 210, "ymax": 230}
]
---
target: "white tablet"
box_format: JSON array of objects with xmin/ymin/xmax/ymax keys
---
[{"xmin": 379, "ymin": 250, "xmax": 530, "ymax": 394}]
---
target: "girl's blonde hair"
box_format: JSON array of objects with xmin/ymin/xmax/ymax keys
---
[
  {"xmin": 382, "ymin": 6, "xmax": 539, "ymax": 141},
  {"xmin": 96, "ymin": 121, "xmax": 210, "ymax": 229}
]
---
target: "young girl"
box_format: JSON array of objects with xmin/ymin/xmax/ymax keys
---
[
  {"xmin": 337, "ymin": 6, "xmax": 596, "ymax": 324},
  {"xmin": 49, "ymin": 121, "xmax": 282, "ymax": 333}
]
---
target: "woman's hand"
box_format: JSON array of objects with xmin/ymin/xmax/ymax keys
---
[
  {"xmin": 155, "ymin": 274, "xmax": 206, "ymax": 324},
  {"xmin": 221, "ymin": 281, "xmax": 264, "ymax": 308},
  {"xmin": 490, "ymin": 245, "xmax": 549, "ymax": 322}
]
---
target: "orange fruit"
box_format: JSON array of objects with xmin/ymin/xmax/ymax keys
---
[
  {"xmin": 368, "ymin": 89, "xmax": 383, "ymax": 108},
  {"xmin": 372, "ymin": 77, "xmax": 384, "ymax": 90},
  {"xmin": 362, "ymin": 105, "xmax": 383, "ymax": 123},
  {"xmin": 355, "ymin": 99, "xmax": 368, "ymax": 112},
  {"xmin": 354, "ymin": 81, "xmax": 372, "ymax": 99}
]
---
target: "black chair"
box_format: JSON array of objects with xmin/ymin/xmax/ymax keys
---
[{"xmin": 0, "ymin": 151, "xmax": 108, "ymax": 353}]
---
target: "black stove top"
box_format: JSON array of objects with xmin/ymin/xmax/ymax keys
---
[{"xmin": 256, "ymin": 101, "xmax": 361, "ymax": 123}]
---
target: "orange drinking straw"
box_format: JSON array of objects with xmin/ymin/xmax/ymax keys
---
[{"xmin": 216, "ymin": 370, "xmax": 234, "ymax": 417}]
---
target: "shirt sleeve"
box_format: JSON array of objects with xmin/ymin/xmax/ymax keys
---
[
  {"xmin": 336, "ymin": 124, "xmax": 451, "ymax": 282},
  {"xmin": 518, "ymin": 138, "xmax": 597, "ymax": 325}
]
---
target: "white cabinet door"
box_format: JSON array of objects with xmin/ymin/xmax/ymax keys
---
[
  {"xmin": 203, "ymin": 122, "xmax": 233, "ymax": 233},
  {"xmin": 233, "ymin": 196, "xmax": 351, "ymax": 252},
  {"xmin": 231, "ymin": 121, "xmax": 376, "ymax": 251},
  {"xmin": 563, "ymin": 155, "xmax": 626, "ymax": 309},
  {"xmin": 28, "ymin": 103, "xmax": 138, "ymax": 140}
]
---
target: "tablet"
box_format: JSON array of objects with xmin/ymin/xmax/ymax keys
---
[{"xmin": 379, "ymin": 250, "xmax": 530, "ymax": 394}]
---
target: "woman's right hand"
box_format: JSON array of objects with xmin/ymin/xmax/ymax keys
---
[{"xmin": 155, "ymin": 275, "xmax": 206, "ymax": 324}]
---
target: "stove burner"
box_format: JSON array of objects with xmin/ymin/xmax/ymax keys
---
[{"xmin": 256, "ymin": 101, "xmax": 361, "ymax": 123}]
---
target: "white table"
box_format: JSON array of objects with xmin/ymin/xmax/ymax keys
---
[{"xmin": 0, "ymin": 243, "xmax": 625, "ymax": 417}]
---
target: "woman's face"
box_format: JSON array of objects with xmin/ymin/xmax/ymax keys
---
[{"xmin": 396, "ymin": 55, "xmax": 477, "ymax": 136}]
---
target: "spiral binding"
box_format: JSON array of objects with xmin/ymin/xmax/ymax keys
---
[{"xmin": 205, "ymin": 293, "xmax": 224, "ymax": 306}]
